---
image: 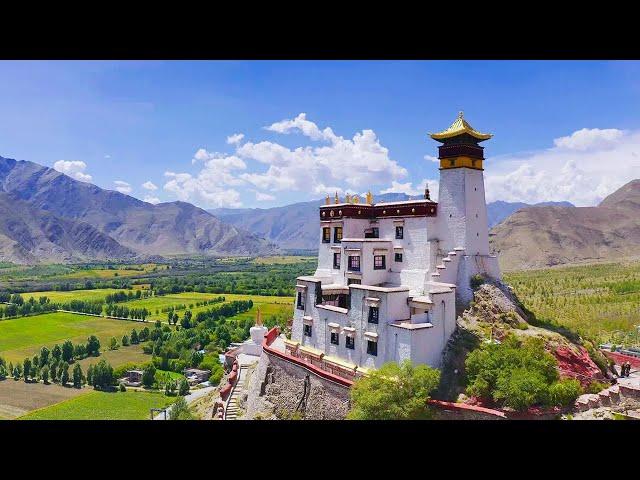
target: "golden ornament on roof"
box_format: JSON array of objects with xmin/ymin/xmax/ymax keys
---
[{"xmin": 429, "ymin": 111, "xmax": 492, "ymax": 141}]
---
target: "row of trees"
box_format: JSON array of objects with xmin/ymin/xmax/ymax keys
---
[
  {"xmin": 104, "ymin": 303, "xmax": 150, "ymax": 320},
  {"xmin": 3, "ymin": 352, "xmax": 86, "ymax": 388}
]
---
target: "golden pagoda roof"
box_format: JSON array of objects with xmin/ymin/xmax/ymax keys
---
[{"xmin": 430, "ymin": 111, "xmax": 492, "ymax": 141}]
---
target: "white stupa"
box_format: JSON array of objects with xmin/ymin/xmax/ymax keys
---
[{"xmin": 244, "ymin": 308, "xmax": 267, "ymax": 356}]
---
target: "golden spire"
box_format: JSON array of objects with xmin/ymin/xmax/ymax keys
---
[
  {"xmin": 353, "ymin": 195, "xmax": 360, "ymax": 204},
  {"xmin": 345, "ymin": 193, "xmax": 352, "ymax": 203},
  {"xmin": 429, "ymin": 111, "xmax": 492, "ymax": 141},
  {"xmin": 365, "ymin": 190, "xmax": 373, "ymax": 204},
  {"xmin": 334, "ymin": 192, "xmax": 340, "ymax": 204},
  {"xmin": 325, "ymin": 194, "xmax": 331, "ymax": 205},
  {"xmin": 255, "ymin": 308, "xmax": 263, "ymax": 326}
]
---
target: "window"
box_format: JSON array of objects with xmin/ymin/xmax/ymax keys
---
[
  {"xmin": 303, "ymin": 324, "xmax": 312, "ymax": 337},
  {"xmin": 365, "ymin": 227, "xmax": 379, "ymax": 238},
  {"xmin": 348, "ymin": 255, "xmax": 360, "ymax": 272},
  {"xmin": 395, "ymin": 252, "xmax": 403, "ymax": 262},
  {"xmin": 395, "ymin": 226, "xmax": 403, "ymax": 239},
  {"xmin": 347, "ymin": 278, "xmax": 361, "ymax": 285},
  {"xmin": 330, "ymin": 331, "xmax": 339, "ymax": 345},
  {"xmin": 334, "ymin": 226, "xmax": 342, "ymax": 243},
  {"xmin": 346, "ymin": 336, "xmax": 355, "ymax": 349},
  {"xmin": 333, "ymin": 252, "xmax": 341, "ymax": 269},
  {"xmin": 368, "ymin": 306, "xmax": 379, "ymax": 324},
  {"xmin": 296, "ymin": 291, "xmax": 305, "ymax": 310},
  {"xmin": 367, "ymin": 340, "xmax": 378, "ymax": 356},
  {"xmin": 322, "ymin": 227, "xmax": 330, "ymax": 243},
  {"xmin": 373, "ymin": 255, "xmax": 386, "ymax": 270}
]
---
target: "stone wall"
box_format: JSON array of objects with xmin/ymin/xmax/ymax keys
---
[{"xmin": 243, "ymin": 350, "xmax": 351, "ymax": 420}]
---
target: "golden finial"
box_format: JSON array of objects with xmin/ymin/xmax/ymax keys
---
[
  {"xmin": 458, "ymin": 110, "xmax": 464, "ymax": 119},
  {"xmin": 345, "ymin": 193, "xmax": 351, "ymax": 203},
  {"xmin": 255, "ymin": 308, "xmax": 263, "ymax": 326},
  {"xmin": 334, "ymin": 192, "xmax": 340, "ymax": 204},
  {"xmin": 366, "ymin": 190, "xmax": 373, "ymax": 204},
  {"xmin": 325, "ymin": 194, "xmax": 331, "ymax": 205},
  {"xmin": 353, "ymin": 195, "xmax": 360, "ymax": 204}
]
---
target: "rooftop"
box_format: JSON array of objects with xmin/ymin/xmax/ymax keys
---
[{"xmin": 430, "ymin": 111, "xmax": 492, "ymax": 142}]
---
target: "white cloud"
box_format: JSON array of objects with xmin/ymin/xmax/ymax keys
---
[
  {"xmin": 227, "ymin": 133, "xmax": 245, "ymax": 145},
  {"xmin": 53, "ymin": 160, "xmax": 92, "ymax": 183},
  {"xmin": 424, "ymin": 154, "xmax": 439, "ymax": 163},
  {"xmin": 553, "ymin": 128, "xmax": 624, "ymax": 151},
  {"xmin": 254, "ymin": 191, "xmax": 275, "ymax": 202},
  {"xmin": 114, "ymin": 180, "xmax": 132, "ymax": 194},
  {"xmin": 143, "ymin": 195, "xmax": 161, "ymax": 204},
  {"xmin": 238, "ymin": 113, "xmax": 407, "ymax": 193},
  {"xmin": 486, "ymin": 128, "xmax": 640, "ymax": 206},
  {"xmin": 164, "ymin": 171, "xmax": 243, "ymax": 208},
  {"xmin": 104, "ymin": 154, "xmax": 111, "ymax": 159},
  {"xmin": 381, "ymin": 179, "xmax": 438, "ymax": 201},
  {"xmin": 142, "ymin": 181, "xmax": 158, "ymax": 191}
]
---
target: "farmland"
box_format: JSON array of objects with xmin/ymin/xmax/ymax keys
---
[
  {"xmin": 0, "ymin": 311, "xmax": 150, "ymax": 364},
  {"xmin": 19, "ymin": 390, "xmax": 174, "ymax": 420},
  {"xmin": 0, "ymin": 380, "xmax": 87, "ymax": 419},
  {"xmin": 504, "ymin": 260, "xmax": 640, "ymax": 345},
  {"xmin": 22, "ymin": 288, "xmax": 124, "ymax": 303}
]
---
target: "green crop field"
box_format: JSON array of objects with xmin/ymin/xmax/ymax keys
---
[
  {"xmin": 123, "ymin": 292, "xmax": 293, "ymax": 321},
  {"xmin": 19, "ymin": 390, "xmax": 175, "ymax": 420},
  {"xmin": 0, "ymin": 311, "xmax": 148, "ymax": 364},
  {"xmin": 23, "ymin": 288, "xmax": 124, "ymax": 303},
  {"xmin": 505, "ymin": 260, "xmax": 640, "ymax": 345}
]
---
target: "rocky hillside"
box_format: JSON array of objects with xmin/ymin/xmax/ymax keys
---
[
  {"xmin": 490, "ymin": 179, "xmax": 640, "ymax": 271},
  {"xmin": 0, "ymin": 155, "xmax": 278, "ymax": 263},
  {"xmin": 437, "ymin": 282, "xmax": 609, "ymax": 402}
]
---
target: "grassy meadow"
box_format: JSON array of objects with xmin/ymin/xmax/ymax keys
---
[
  {"xmin": 23, "ymin": 288, "xmax": 124, "ymax": 303},
  {"xmin": 19, "ymin": 390, "xmax": 174, "ymax": 420},
  {"xmin": 504, "ymin": 260, "xmax": 640, "ymax": 345},
  {"xmin": 0, "ymin": 311, "xmax": 149, "ymax": 364}
]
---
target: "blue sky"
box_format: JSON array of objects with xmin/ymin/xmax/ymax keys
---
[{"xmin": 2, "ymin": 60, "xmax": 640, "ymax": 208}]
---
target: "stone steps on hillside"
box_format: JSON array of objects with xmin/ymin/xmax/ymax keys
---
[{"xmin": 224, "ymin": 366, "xmax": 249, "ymax": 420}]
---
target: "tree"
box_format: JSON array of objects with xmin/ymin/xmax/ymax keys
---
[
  {"xmin": 59, "ymin": 362, "xmax": 70, "ymax": 386},
  {"xmin": 39, "ymin": 346, "xmax": 50, "ymax": 367},
  {"xmin": 86, "ymin": 335, "xmax": 101, "ymax": 356},
  {"xmin": 62, "ymin": 341, "xmax": 74, "ymax": 363},
  {"xmin": 131, "ymin": 329, "xmax": 139, "ymax": 345},
  {"xmin": 169, "ymin": 396, "xmax": 194, "ymax": 420},
  {"xmin": 347, "ymin": 360, "xmax": 441, "ymax": 420},
  {"xmin": 109, "ymin": 337, "xmax": 119, "ymax": 350},
  {"xmin": 122, "ymin": 335, "xmax": 130, "ymax": 347},
  {"xmin": 52, "ymin": 344, "xmax": 62, "ymax": 361},
  {"xmin": 23, "ymin": 358, "xmax": 32, "ymax": 383},
  {"xmin": 13, "ymin": 366, "xmax": 21, "ymax": 380},
  {"xmin": 178, "ymin": 377, "xmax": 190, "ymax": 396},
  {"xmin": 41, "ymin": 365, "xmax": 50, "ymax": 384},
  {"xmin": 72, "ymin": 363, "xmax": 84, "ymax": 388},
  {"xmin": 91, "ymin": 359, "xmax": 114, "ymax": 390},
  {"xmin": 142, "ymin": 364, "xmax": 156, "ymax": 388},
  {"xmin": 165, "ymin": 379, "xmax": 177, "ymax": 396},
  {"xmin": 86, "ymin": 365, "xmax": 94, "ymax": 385}
]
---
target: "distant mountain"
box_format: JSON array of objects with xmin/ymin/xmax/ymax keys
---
[
  {"xmin": 0, "ymin": 156, "xmax": 277, "ymax": 264},
  {"xmin": 487, "ymin": 200, "xmax": 574, "ymax": 228},
  {"xmin": 491, "ymin": 180, "xmax": 640, "ymax": 271},
  {"xmin": 212, "ymin": 194, "xmax": 573, "ymax": 250}
]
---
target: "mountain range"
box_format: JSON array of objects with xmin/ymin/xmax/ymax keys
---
[
  {"xmin": 490, "ymin": 179, "xmax": 640, "ymax": 270},
  {"xmin": 211, "ymin": 195, "xmax": 574, "ymax": 251},
  {"xmin": 0, "ymin": 156, "xmax": 277, "ymax": 264}
]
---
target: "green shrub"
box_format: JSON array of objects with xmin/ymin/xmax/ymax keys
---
[
  {"xmin": 585, "ymin": 380, "xmax": 609, "ymax": 394},
  {"xmin": 470, "ymin": 274, "xmax": 485, "ymax": 290},
  {"xmin": 547, "ymin": 379, "xmax": 583, "ymax": 406}
]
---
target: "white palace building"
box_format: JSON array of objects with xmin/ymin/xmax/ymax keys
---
[{"xmin": 285, "ymin": 113, "xmax": 502, "ymax": 379}]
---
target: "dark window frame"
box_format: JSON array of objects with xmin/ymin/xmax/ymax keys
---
[
  {"xmin": 303, "ymin": 324, "xmax": 312, "ymax": 337},
  {"xmin": 333, "ymin": 226, "xmax": 342, "ymax": 243},
  {"xmin": 322, "ymin": 227, "xmax": 331, "ymax": 243},
  {"xmin": 348, "ymin": 255, "xmax": 361, "ymax": 272},
  {"xmin": 395, "ymin": 226, "xmax": 403, "ymax": 239},
  {"xmin": 330, "ymin": 331, "xmax": 339, "ymax": 345},
  {"xmin": 394, "ymin": 252, "xmax": 403, "ymax": 262},
  {"xmin": 296, "ymin": 291, "xmax": 305, "ymax": 310},
  {"xmin": 367, "ymin": 340, "xmax": 378, "ymax": 356},
  {"xmin": 373, "ymin": 255, "xmax": 386, "ymax": 270},
  {"xmin": 345, "ymin": 336, "xmax": 355, "ymax": 349},
  {"xmin": 368, "ymin": 306, "xmax": 379, "ymax": 324},
  {"xmin": 333, "ymin": 252, "xmax": 341, "ymax": 269}
]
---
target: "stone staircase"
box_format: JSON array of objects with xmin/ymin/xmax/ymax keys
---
[
  {"xmin": 224, "ymin": 365, "xmax": 248, "ymax": 420},
  {"xmin": 430, "ymin": 247, "xmax": 464, "ymax": 284},
  {"xmin": 574, "ymin": 383, "xmax": 640, "ymax": 412}
]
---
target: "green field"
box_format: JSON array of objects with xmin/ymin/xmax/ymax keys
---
[
  {"xmin": 0, "ymin": 311, "xmax": 149, "ymax": 364},
  {"xmin": 123, "ymin": 292, "xmax": 293, "ymax": 321},
  {"xmin": 23, "ymin": 288, "xmax": 124, "ymax": 303},
  {"xmin": 505, "ymin": 260, "xmax": 640, "ymax": 345},
  {"xmin": 19, "ymin": 390, "xmax": 175, "ymax": 420},
  {"xmin": 56, "ymin": 264, "xmax": 159, "ymax": 279}
]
